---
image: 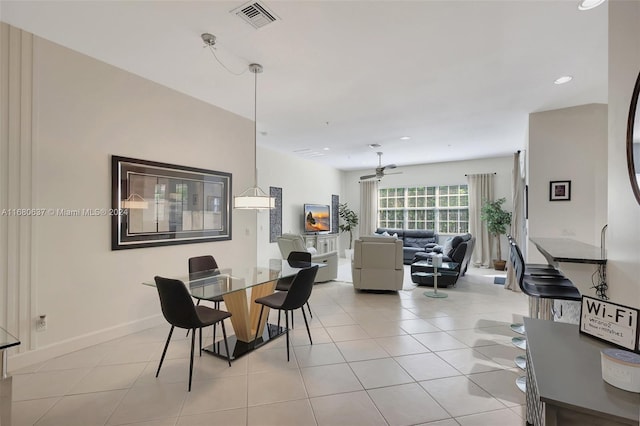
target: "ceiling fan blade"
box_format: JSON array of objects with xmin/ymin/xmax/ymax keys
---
[
  {"xmin": 360, "ymin": 174, "xmax": 377, "ymax": 180},
  {"xmin": 384, "ymin": 171, "xmax": 403, "ymax": 176},
  {"xmin": 384, "ymin": 164, "xmax": 397, "ymax": 169}
]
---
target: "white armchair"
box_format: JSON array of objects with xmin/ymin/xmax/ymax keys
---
[
  {"xmin": 277, "ymin": 234, "xmax": 338, "ymax": 282},
  {"xmin": 352, "ymin": 236, "xmax": 404, "ymax": 291}
]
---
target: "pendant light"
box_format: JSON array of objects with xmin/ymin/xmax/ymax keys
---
[{"xmin": 234, "ymin": 63, "xmax": 275, "ymax": 210}]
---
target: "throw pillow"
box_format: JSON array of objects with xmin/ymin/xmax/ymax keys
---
[
  {"xmin": 307, "ymin": 247, "xmax": 318, "ymax": 254},
  {"xmin": 382, "ymin": 231, "xmax": 390, "ymax": 236},
  {"xmin": 392, "ymin": 233, "xmax": 398, "ymax": 238},
  {"xmin": 443, "ymin": 237, "xmax": 453, "ymax": 255}
]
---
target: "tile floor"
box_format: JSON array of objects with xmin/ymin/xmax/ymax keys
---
[{"xmin": 11, "ymin": 263, "xmax": 528, "ymax": 426}]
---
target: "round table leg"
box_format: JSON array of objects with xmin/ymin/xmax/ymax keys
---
[{"xmin": 424, "ymin": 267, "xmax": 447, "ymax": 298}]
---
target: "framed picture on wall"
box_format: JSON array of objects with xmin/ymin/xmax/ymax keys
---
[
  {"xmin": 111, "ymin": 156, "xmax": 232, "ymax": 250},
  {"xmin": 549, "ymin": 180, "xmax": 571, "ymax": 201}
]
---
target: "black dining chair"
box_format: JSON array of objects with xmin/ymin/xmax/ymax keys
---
[
  {"xmin": 189, "ymin": 255, "xmax": 224, "ymax": 310},
  {"xmin": 154, "ymin": 276, "xmax": 232, "ymax": 391},
  {"xmin": 254, "ymin": 265, "xmax": 318, "ymax": 361},
  {"xmin": 276, "ymin": 251, "xmax": 314, "ymax": 327},
  {"xmin": 186, "ymin": 255, "xmax": 224, "ymax": 338}
]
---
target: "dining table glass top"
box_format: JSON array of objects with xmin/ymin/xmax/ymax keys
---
[
  {"xmin": 143, "ymin": 258, "xmax": 319, "ymax": 301},
  {"xmin": 0, "ymin": 327, "xmax": 20, "ymax": 351}
]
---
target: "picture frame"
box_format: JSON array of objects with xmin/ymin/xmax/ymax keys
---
[
  {"xmin": 549, "ymin": 180, "xmax": 571, "ymax": 201},
  {"xmin": 111, "ymin": 156, "xmax": 232, "ymax": 250}
]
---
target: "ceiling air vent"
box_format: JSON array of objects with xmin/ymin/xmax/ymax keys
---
[{"xmin": 232, "ymin": 1, "xmax": 279, "ymax": 29}]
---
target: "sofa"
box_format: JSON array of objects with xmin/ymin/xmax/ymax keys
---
[
  {"xmin": 352, "ymin": 236, "xmax": 404, "ymax": 291},
  {"xmin": 411, "ymin": 233, "xmax": 475, "ymax": 287},
  {"xmin": 276, "ymin": 233, "xmax": 338, "ymax": 282},
  {"xmin": 375, "ymin": 228, "xmax": 439, "ymax": 264}
]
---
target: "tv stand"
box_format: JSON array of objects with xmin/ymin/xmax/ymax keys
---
[{"xmin": 303, "ymin": 233, "xmax": 338, "ymax": 254}]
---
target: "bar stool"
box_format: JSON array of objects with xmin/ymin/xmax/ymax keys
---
[
  {"xmin": 507, "ymin": 235, "xmax": 565, "ymax": 344},
  {"xmin": 509, "ymin": 240, "xmax": 581, "ymax": 393}
]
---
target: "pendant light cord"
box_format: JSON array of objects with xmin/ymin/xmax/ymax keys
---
[{"xmin": 254, "ymin": 66, "xmax": 258, "ymax": 188}]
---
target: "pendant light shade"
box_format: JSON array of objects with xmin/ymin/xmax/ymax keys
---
[
  {"xmin": 234, "ymin": 186, "xmax": 275, "ymax": 209},
  {"xmin": 234, "ymin": 63, "xmax": 275, "ymax": 210}
]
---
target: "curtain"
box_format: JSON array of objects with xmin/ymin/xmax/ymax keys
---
[
  {"xmin": 467, "ymin": 173, "xmax": 494, "ymax": 267},
  {"xmin": 506, "ymin": 151, "xmax": 526, "ymax": 292},
  {"xmin": 359, "ymin": 180, "xmax": 379, "ymax": 237}
]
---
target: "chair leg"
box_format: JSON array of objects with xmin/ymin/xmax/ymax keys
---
[
  {"xmin": 221, "ymin": 321, "xmax": 232, "ymax": 367},
  {"xmin": 213, "ymin": 323, "xmax": 217, "ymax": 352},
  {"xmin": 306, "ymin": 302, "xmax": 313, "ymax": 318},
  {"xmin": 278, "ymin": 310, "xmax": 281, "ymax": 329},
  {"xmin": 199, "ymin": 327, "xmax": 203, "ymax": 357},
  {"xmin": 291, "ymin": 310, "xmax": 294, "ymax": 329},
  {"xmin": 285, "ymin": 310, "xmax": 290, "ymax": 362},
  {"xmin": 254, "ymin": 305, "xmax": 265, "ymax": 346},
  {"xmin": 301, "ymin": 307, "xmax": 312, "ymax": 345},
  {"xmin": 188, "ymin": 329, "xmax": 196, "ymax": 392},
  {"xmin": 156, "ymin": 325, "xmax": 174, "ymax": 378},
  {"xmin": 186, "ymin": 300, "xmax": 202, "ymax": 337}
]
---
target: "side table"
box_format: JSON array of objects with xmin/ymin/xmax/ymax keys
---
[{"xmin": 411, "ymin": 260, "xmax": 459, "ymax": 299}]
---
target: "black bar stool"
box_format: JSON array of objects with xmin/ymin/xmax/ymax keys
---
[{"xmin": 509, "ymin": 239, "xmax": 581, "ymax": 393}]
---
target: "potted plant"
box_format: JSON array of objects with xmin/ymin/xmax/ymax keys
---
[
  {"xmin": 338, "ymin": 202, "xmax": 359, "ymax": 257},
  {"xmin": 480, "ymin": 197, "xmax": 512, "ymax": 270}
]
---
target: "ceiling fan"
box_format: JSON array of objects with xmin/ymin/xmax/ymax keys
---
[{"xmin": 360, "ymin": 152, "xmax": 402, "ymax": 180}]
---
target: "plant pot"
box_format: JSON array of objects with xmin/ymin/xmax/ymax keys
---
[{"xmin": 493, "ymin": 259, "xmax": 507, "ymax": 271}]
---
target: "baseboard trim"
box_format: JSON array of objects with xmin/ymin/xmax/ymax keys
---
[{"xmin": 8, "ymin": 314, "xmax": 165, "ymax": 371}]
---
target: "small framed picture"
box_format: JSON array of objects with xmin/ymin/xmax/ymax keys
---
[{"xmin": 549, "ymin": 180, "xmax": 571, "ymax": 201}]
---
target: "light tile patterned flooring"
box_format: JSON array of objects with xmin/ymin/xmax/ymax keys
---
[{"xmin": 11, "ymin": 265, "xmax": 528, "ymax": 426}]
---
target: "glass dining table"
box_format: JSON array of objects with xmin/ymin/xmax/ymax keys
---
[
  {"xmin": 143, "ymin": 259, "xmax": 321, "ymax": 360},
  {"xmin": 1, "ymin": 327, "xmax": 20, "ymax": 426}
]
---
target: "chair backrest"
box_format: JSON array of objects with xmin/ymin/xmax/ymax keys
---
[
  {"xmin": 508, "ymin": 240, "xmax": 527, "ymax": 294},
  {"xmin": 353, "ymin": 236, "xmax": 403, "ymax": 270},
  {"xmin": 277, "ymin": 234, "xmax": 308, "ymax": 259},
  {"xmin": 154, "ymin": 276, "xmax": 201, "ymax": 329},
  {"xmin": 188, "ymin": 255, "xmax": 218, "ymax": 274},
  {"xmin": 280, "ymin": 265, "xmax": 318, "ymax": 310},
  {"xmin": 287, "ymin": 251, "xmax": 312, "ymax": 268},
  {"xmin": 288, "ymin": 251, "xmax": 311, "ymax": 262}
]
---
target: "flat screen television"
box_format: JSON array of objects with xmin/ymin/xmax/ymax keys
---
[{"xmin": 304, "ymin": 204, "xmax": 331, "ymax": 233}]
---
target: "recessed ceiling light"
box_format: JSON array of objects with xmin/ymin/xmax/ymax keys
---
[
  {"xmin": 400, "ymin": 136, "xmax": 411, "ymax": 140},
  {"xmin": 578, "ymin": 0, "xmax": 605, "ymax": 11},
  {"xmin": 323, "ymin": 147, "xmax": 330, "ymax": 151},
  {"xmin": 369, "ymin": 143, "xmax": 382, "ymax": 148},
  {"xmin": 554, "ymin": 75, "xmax": 573, "ymax": 85}
]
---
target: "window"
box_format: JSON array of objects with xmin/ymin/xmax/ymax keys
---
[{"xmin": 378, "ymin": 185, "xmax": 469, "ymax": 233}]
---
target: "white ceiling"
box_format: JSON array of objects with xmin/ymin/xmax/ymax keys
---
[{"xmin": 1, "ymin": 0, "xmax": 608, "ymax": 172}]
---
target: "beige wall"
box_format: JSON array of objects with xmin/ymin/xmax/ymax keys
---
[
  {"xmin": 1, "ymin": 25, "xmax": 257, "ymax": 367},
  {"xmin": 256, "ymin": 146, "xmax": 343, "ymax": 264},
  {"xmin": 528, "ymin": 104, "xmax": 608, "ymax": 245},
  {"xmin": 607, "ymin": 0, "xmax": 640, "ymax": 305}
]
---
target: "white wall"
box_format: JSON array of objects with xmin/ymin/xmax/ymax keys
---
[
  {"xmin": 341, "ymin": 156, "xmax": 513, "ymax": 256},
  {"xmin": 256, "ymin": 146, "xmax": 342, "ymax": 264},
  {"xmin": 527, "ymin": 104, "xmax": 608, "ymax": 298},
  {"xmin": 528, "ymin": 104, "xmax": 608, "ymax": 246},
  {"xmin": 2, "ymin": 28, "xmax": 257, "ymax": 367},
  {"xmin": 607, "ymin": 0, "xmax": 640, "ymax": 306}
]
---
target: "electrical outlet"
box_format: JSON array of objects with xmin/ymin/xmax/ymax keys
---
[{"xmin": 36, "ymin": 315, "xmax": 47, "ymax": 332}]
